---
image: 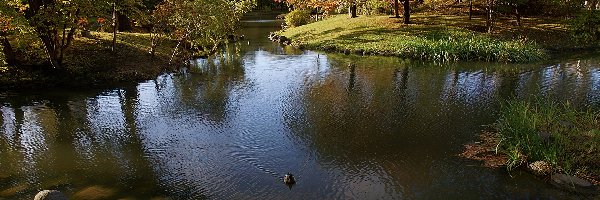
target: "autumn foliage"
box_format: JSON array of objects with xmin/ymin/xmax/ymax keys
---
[{"xmin": 0, "ymin": 17, "xmax": 14, "ymax": 33}]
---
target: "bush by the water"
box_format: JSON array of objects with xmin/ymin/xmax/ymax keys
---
[
  {"xmin": 285, "ymin": 10, "xmax": 311, "ymax": 27},
  {"xmin": 570, "ymin": 11, "xmax": 600, "ymax": 43},
  {"xmin": 496, "ymin": 99, "xmax": 599, "ymax": 177}
]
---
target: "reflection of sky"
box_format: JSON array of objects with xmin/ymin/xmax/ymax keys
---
[
  {"xmin": 589, "ymin": 68, "xmax": 600, "ymax": 104},
  {"xmin": 136, "ymin": 81, "xmax": 160, "ymax": 119},
  {"xmin": 515, "ymin": 71, "xmax": 533, "ymax": 98},
  {"xmin": 19, "ymin": 106, "xmax": 47, "ymax": 160},
  {"xmin": 540, "ymin": 65, "xmax": 559, "ymax": 96},
  {"xmin": 86, "ymin": 93, "xmax": 127, "ymax": 142},
  {"xmin": 441, "ymin": 71, "xmax": 499, "ymax": 106},
  {"xmin": 131, "ymin": 50, "xmax": 340, "ymax": 199},
  {"xmin": 508, "ymin": 60, "xmax": 600, "ymax": 105},
  {"xmin": 1, "ymin": 106, "xmax": 16, "ymax": 142}
]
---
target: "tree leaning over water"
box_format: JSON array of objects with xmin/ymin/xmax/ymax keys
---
[
  {"xmin": 151, "ymin": 0, "xmax": 254, "ymax": 60},
  {"xmin": 0, "ymin": 0, "xmax": 253, "ymax": 69}
]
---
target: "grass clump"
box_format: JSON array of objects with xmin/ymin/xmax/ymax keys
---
[
  {"xmin": 280, "ymin": 15, "xmax": 548, "ymax": 62},
  {"xmin": 496, "ymin": 99, "xmax": 599, "ymax": 178}
]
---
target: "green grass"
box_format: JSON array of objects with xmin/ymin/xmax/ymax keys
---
[
  {"xmin": 280, "ymin": 15, "xmax": 548, "ymax": 62},
  {"xmin": 496, "ymin": 99, "xmax": 600, "ymax": 177}
]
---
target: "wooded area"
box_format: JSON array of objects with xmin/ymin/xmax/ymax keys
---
[
  {"xmin": 276, "ymin": 0, "xmax": 599, "ymax": 28},
  {"xmin": 0, "ymin": 0, "xmax": 253, "ymax": 69}
]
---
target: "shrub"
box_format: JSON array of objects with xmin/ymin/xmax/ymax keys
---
[
  {"xmin": 285, "ymin": 10, "xmax": 311, "ymax": 27},
  {"xmin": 570, "ymin": 11, "xmax": 600, "ymax": 43},
  {"xmin": 359, "ymin": 0, "xmax": 390, "ymax": 15}
]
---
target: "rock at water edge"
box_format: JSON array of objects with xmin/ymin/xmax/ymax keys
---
[
  {"xmin": 528, "ymin": 161, "xmax": 553, "ymax": 176},
  {"xmin": 551, "ymin": 173, "xmax": 593, "ymax": 188},
  {"xmin": 34, "ymin": 190, "xmax": 67, "ymax": 200}
]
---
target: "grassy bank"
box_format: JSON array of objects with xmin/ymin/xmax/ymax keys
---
[
  {"xmin": 497, "ymin": 100, "xmax": 599, "ymax": 178},
  {"xmin": 462, "ymin": 99, "xmax": 599, "ymax": 187},
  {"xmin": 279, "ymin": 14, "xmax": 565, "ymax": 62},
  {"xmin": 462, "ymin": 99, "xmax": 600, "ymax": 186},
  {"xmin": 0, "ymin": 31, "xmax": 177, "ymax": 89}
]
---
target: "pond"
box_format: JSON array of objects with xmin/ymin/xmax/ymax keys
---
[{"xmin": 1, "ymin": 20, "xmax": 599, "ymax": 199}]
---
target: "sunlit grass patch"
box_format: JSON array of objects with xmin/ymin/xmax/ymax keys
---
[{"xmin": 281, "ymin": 15, "xmax": 548, "ymax": 62}]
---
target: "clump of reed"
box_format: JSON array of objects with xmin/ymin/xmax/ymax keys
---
[{"xmin": 495, "ymin": 98, "xmax": 599, "ymax": 177}]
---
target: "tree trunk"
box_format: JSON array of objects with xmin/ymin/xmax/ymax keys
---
[
  {"xmin": 118, "ymin": 13, "xmax": 131, "ymax": 32},
  {"xmin": 24, "ymin": 0, "xmax": 81, "ymax": 69},
  {"xmin": 150, "ymin": 33, "xmax": 158, "ymax": 57},
  {"xmin": 59, "ymin": 9, "xmax": 79, "ymax": 64},
  {"xmin": 394, "ymin": 0, "xmax": 400, "ymax": 18},
  {"xmin": 170, "ymin": 39, "xmax": 183, "ymax": 64},
  {"xmin": 590, "ymin": 0, "xmax": 598, "ymax": 11},
  {"xmin": 515, "ymin": 4, "xmax": 521, "ymax": 26},
  {"xmin": 403, "ymin": 0, "xmax": 410, "ymax": 24},
  {"xmin": 486, "ymin": 0, "xmax": 495, "ymax": 33},
  {"xmin": 348, "ymin": 64, "xmax": 356, "ymax": 91},
  {"xmin": 469, "ymin": 0, "xmax": 473, "ymax": 20},
  {"xmin": 25, "ymin": 0, "xmax": 60, "ymax": 68},
  {"xmin": 1, "ymin": 36, "xmax": 16, "ymax": 66},
  {"xmin": 112, "ymin": 1, "xmax": 118, "ymax": 52},
  {"xmin": 38, "ymin": 34, "xmax": 62, "ymax": 68},
  {"xmin": 349, "ymin": 3, "xmax": 357, "ymax": 18}
]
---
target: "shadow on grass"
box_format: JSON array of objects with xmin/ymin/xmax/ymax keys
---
[
  {"xmin": 65, "ymin": 35, "xmax": 174, "ymax": 83},
  {"xmin": 333, "ymin": 26, "xmax": 470, "ymax": 43},
  {"xmin": 320, "ymin": 27, "xmax": 345, "ymax": 35},
  {"xmin": 0, "ymin": 32, "xmax": 178, "ymax": 90}
]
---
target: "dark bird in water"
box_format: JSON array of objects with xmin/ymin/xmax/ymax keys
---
[{"xmin": 284, "ymin": 173, "xmax": 296, "ymax": 185}]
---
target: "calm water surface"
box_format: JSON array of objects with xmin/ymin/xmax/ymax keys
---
[{"xmin": 1, "ymin": 20, "xmax": 599, "ymax": 199}]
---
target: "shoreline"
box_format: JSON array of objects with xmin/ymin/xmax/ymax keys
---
[
  {"xmin": 460, "ymin": 99, "xmax": 600, "ymax": 195},
  {"xmin": 461, "ymin": 132, "xmax": 599, "ymax": 193}
]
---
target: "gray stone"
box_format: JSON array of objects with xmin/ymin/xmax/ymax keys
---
[
  {"xmin": 323, "ymin": 46, "xmax": 335, "ymax": 51},
  {"xmin": 278, "ymin": 36, "xmax": 289, "ymax": 44},
  {"xmin": 551, "ymin": 173, "xmax": 593, "ymax": 188},
  {"xmin": 82, "ymin": 30, "xmax": 92, "ymax": 38},
  {"xmin": 528, "ymin": 161, "xmax": 553, "ymax": 176},
  {"xmin": 353, "ymin": 49, "xmax": 364, "ymax": 55},
  {"xmin": 34, "ymin": 190, "xmax": 67, "ymax": 200},
  {"xmin": 558, "ymin": 120, "xmax": 575, "ymax": 129},
  {"xmin": 537, "ymin": 131, "xmax": 552, "ymax": 142}
]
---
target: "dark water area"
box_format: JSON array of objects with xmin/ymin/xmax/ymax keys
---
[{"xmin": 1, "ymin": 20, "xmax": 599, "ymax": 199}]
